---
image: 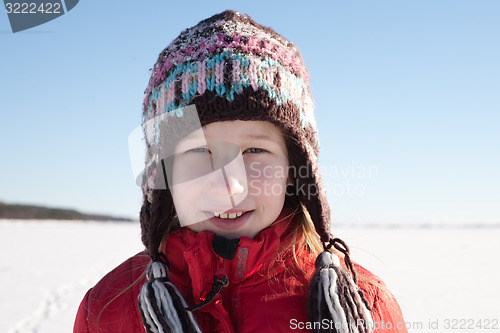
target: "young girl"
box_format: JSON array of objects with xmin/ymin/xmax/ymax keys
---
[{"xmin": 74, "ymin": 10, "xmax": 407, "ymax": 333}]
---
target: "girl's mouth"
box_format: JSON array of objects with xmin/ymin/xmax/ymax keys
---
[
  {"xmin": 213, "ymin": 211, "xmax": 244, "ymax": 219},
  {"xmin": 208, "ymin": 210, "xmax": 252, "ymax": 230}
]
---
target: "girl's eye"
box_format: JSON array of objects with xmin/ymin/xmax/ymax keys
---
[
  {"xmin": 245, "ymin": 148, "xmax": 265, "ymax": 153},
  {"xmin": 187, "ymin": 147, "xmax": 210, "ymax": 153}
]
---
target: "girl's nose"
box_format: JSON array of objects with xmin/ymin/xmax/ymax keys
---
[
  {"xmin": 227, "ymin": 175, "xmax": 245, "ymax": 197},
  {"xmin": 209, "ymin": 173, "xmax": 245, "ymax": 198},
  {"xmin": 206, "ymin": 142, "xmax": 247, "ymax": 199}
]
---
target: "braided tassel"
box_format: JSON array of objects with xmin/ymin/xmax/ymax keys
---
[
  {"xmin": 138, "ymin": 261, "xmax": 202, "ymax": 333},
  {"xmin": 308, "ymin": 239, "xmax": 374, "ymax": 333}
]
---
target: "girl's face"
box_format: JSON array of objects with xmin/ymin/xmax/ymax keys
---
[{"xmin": 171, "ymin": 120, "xmax": 289, "ymax": 239}]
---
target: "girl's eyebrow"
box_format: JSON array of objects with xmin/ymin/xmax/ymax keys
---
[
  {"xmin": 179, "ymin": 131, "xmax": 207, "ymax": 144},
  {"xmin": 245, "ymin": 133, "xmax": 274, "ymax": 140},
  {"xmin": 181, "ymin": 136, "xmax": 206, "ymax": 144}
]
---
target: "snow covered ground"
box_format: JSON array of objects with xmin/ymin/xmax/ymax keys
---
[
  {"xmin": 1, "ymin": 220, "xmax": 499, "ymax": 332},
  {"xmin": 337, "ymin": 226, "xmax": 500, "ymax": 332},
  {"xmin": 0, "ymin": 220, "xmax": 143, "ymax": 333}
]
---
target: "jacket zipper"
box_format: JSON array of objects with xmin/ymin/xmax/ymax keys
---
[
  {"xmin": 215, "ymin": 254, "xmax": 229, "ymax": 280},
  {"xmin": 212, "ymin": 253, "xmax": 234, "ymax": 332}
]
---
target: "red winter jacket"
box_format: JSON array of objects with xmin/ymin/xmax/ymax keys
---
[{"xmin": 74, "ymin": 215, "xmax": 407, "ymax": 332}]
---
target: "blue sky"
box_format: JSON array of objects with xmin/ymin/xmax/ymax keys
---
[{"xmin": 1, "ymin": 1, "xmax": 498, "ymax": 225}]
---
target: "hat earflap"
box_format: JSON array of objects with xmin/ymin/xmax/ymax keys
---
[
  {"xmin": 138, "ymin": 255, "xmax": 202, "ymax": 333},
  {"xmin": 308, "ymin": 238, "xmax": 374, "ymax": 333}
]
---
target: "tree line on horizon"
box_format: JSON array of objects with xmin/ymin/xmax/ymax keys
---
[{"xmin": 0, "ymin": 201, "xmax": 133, "ymax": 221}]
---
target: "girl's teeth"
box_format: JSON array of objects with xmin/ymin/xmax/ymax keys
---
[{"xmin": 213, "ymin": 212, "xmax": 244, "ymax": 219}]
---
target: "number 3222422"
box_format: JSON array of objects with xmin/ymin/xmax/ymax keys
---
[
  {"xmin": 444, "ymin": 319, "xmax": 498, "ymax": 330},
  {"xmin": 5, "ymin": 3, "xmax": 62, "ymax": 14}
]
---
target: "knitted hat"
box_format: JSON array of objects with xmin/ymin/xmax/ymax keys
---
[{"xmin": 138, "ymin": 10, "xmax": 373, "ymax": 333}]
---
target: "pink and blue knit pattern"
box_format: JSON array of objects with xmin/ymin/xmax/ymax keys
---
[
  {"xmin": 142, "ymin": 15, "xmax": 317, "ymax": 132},
  {"xmin": 143, "ymin": 52, "xmax": 314, "ymax": 129},
  {"xmin": 145, "ymin": 32, "xmax": 310, "ymax": 92}
]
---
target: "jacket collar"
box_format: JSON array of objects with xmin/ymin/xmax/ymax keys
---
[{"xmin": 160, "ymin": 208, "xmax": 298, "ymax": 301}]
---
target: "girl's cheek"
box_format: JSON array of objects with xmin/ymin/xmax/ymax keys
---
[
  {"xmin": 245, "ymin": 163, "xmax": 288, "ymax": 197},
  {"xmin": 172, "ymin": 154, "xmax": 214, "ymax": 185},
  {"xmin": 245, "ymin": 158, "xmax": 288, "ymax": 179}
]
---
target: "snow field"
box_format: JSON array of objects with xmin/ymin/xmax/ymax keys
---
[
  {"xmin": 0, "ymin": 221, "xmax": 143, "ymax": 333},
  {"xmin": 336, "ymin": 227, "xmax": 500, "ymax": 332}
]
